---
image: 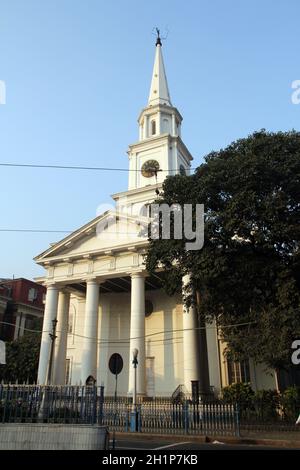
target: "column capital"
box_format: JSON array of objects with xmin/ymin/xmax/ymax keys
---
[
  {"xmin": 84, "ymin": 277, "xmax": 104, "ymax": 285},
  {"xmin": 130, "ymin": 271, "xmax": 147, "ymax": 279},
  {"xmin": 58, "ymin": 288, "xmax": 71, "ymax": 296},
  {"xmin": 44, "ymin": 282, "xmax": 59, "ymax": 289}
]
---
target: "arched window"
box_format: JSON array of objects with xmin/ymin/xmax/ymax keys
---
[{"xmin": 151, "ymin": 120, "xmax": 156, "ymax": 135}]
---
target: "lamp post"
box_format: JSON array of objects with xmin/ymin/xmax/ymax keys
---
[
  {"xmin": 47, "ymin": 318, "xmax": 58, "ymax": 385},
  {"xmin": 130, "ymin": 348, "xmax": 138, "ymax": 432}
]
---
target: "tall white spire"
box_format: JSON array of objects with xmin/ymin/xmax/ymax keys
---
[
  {"xmin": 125, "ymin": 34, "xmax": 192, "ymax": 193},
  {"xmin": 148, "ymin": 34, "xmax": 171, "ymax": 107}
]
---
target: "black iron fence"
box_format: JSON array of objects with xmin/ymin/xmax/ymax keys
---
[
  {"xmin": 0, "ymin": 385, "xmax": 104, "ymax": 425},
  {"xmin": 1, "ymin": 385, "xmax": 299, "ymax": 436},
  {"xmin": 101, "ymin": 396, "xmax": 239, "ymax": 436}
]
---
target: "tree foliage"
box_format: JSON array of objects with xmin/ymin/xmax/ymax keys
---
[
  {"xmin": 145, "ymin": 130, "xmax": 300, "ymax": 375},
  {"xmin": 0, "ymin": 331, "xmax": 41, "ymax": 383}
]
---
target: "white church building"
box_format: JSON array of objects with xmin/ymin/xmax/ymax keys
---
[{"xmin": 35, "ymin": 36, "xmax": 276, "ymax": 397}]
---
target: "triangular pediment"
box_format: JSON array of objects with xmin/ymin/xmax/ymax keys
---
[{"xmin": 34, "ymin": 211, "xmax": 149, "ymax": 263}]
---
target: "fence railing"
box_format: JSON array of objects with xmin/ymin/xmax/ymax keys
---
[
  {"xmin": 140, "ymin": 402, "xmax": 238, "ymax": 436},
  {"xmin": 1, "ymin": 385, "xmax": 299, "ymax": 436},
  {"xmin": 0, "ymin": 384, "xmax": 104, "ymax": 425},
  {"xmin": 101, "ymin": 398, "xmax": 239, "ymax": 436}
]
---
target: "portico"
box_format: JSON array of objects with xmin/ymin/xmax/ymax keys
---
[{"xmin": 36, "ymin": 262, "xmax": 200, "ymax": 396}]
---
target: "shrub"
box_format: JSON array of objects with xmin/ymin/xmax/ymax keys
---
[
  {"xmin": 49, "ymin": 406, "xmax": 81, "ymax": 423},
  {"xmin": 222, "ymin": 382, "xmax": 254, "ymax": 406},
  {"xmin": 253, "ymin": 389, "xmax": 280, "ymax": 420},
  {"xmin": 281, "ymin": 386, "xmax": 300, "ymax": 421}
]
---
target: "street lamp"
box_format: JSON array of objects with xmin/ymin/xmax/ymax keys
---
[
  {"xmin": 130, "ymin": 348, "xmax": 138, "ymax": 432},
  {"xmin": 47, "ymin": 318, "xmax": 58, "ymax": 385}
]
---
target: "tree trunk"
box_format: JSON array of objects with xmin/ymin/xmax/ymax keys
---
[
  {"xmin": 274, "ymin": 368, "xmax": 281, "ymax": 393},
  {"xmin": 196, "ymin": 290, "xmax": 211, "ymax": 396}
]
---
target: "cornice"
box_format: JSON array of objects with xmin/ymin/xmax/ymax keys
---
[
  {"xmin": 37, "ymin": 239, "xmax": 149, "ymax": 266},
  {"xmin": 112, "ymin": 183, "xmax": 162, "ymax": 200},
  {"xmin": 137, "ymin": 104, "xmax": 183, "ymax": 123},
  {"xmin": 127, "ymin": 133, "xmax": 170, "ymax": 153}
]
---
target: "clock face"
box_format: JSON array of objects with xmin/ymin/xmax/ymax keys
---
[{"xmin": 141, "ymin": 159, "xmax": 160, "ymax": 178}]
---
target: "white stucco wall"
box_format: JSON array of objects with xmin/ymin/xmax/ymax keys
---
[
  {"xmin": 206, "ymin": 320, "xmax": 222, "ymax": 395},
  {"xmin": 65, "ymin": 290, "xmax": 277, "ymax": 396},
  {"xmin": 66, "ymin": 290, "xmax": 187, "ymax": 396}
]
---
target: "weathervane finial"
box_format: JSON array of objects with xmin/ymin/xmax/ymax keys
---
[{"xmin": 155, "ymin": 27, "xmax": 162, "ymax": 46}]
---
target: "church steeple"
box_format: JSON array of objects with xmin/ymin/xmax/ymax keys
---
[
  {"xmin": 124, "ymin": 37, "xmax": 193, "ymax": 193},
  {"xmin": 148, "ymin": 31, "xmax": 172, "ymax": 107}
]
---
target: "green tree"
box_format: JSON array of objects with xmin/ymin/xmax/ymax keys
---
[
  {"xmin": 0, "ymin": 331, "xmax": 41, "ymax": 383},
  {"xmin": 145, "ymin": 130, "xmax": 300, "ymax": 387}
]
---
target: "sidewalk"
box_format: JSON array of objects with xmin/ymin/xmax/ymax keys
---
[
  {"xmin": 207, "ymin": 431, "xmax": 300, "ymax": 448},
  {"xmin": 230, "ymin": 429, "xmax": 300, "ymax": 448},
  {"xmin": 115, "ymin": 430, "xmax": 300, "ymax": 448}
]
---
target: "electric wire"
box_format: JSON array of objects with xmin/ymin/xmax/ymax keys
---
[
  {"xmin": 0, "ymin": 320, "xmax": 256, "ymax": 344},
  {"xmin": 0, "ymin": 162, "xmax": 196, "ymax": 173}
]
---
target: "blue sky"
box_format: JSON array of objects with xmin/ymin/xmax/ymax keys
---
[{"xmin": 0, "ymin": 0, "xmax": 299, "ymax": 279}]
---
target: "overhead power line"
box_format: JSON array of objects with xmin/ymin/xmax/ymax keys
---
[
  {"xmin": 0, "ymin": 162, "xmax": 196, "ymax": 173},
  {"xmin": 0, "ymin": 229, "xmax": 72, "ymax": 234},
  {"xmin": 0, "ymin": 320, "xmax": 256, "ymax": 344},
  {"xmin": 0, "ymin": 163, "xmax": 137, "ymax": 172},
  {"xmin": 0, "ymin": 229, "xmax": 148, "ymax": 234}
]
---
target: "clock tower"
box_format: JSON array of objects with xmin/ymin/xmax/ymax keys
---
[{"xmin": 113, "ymin": 33, "xmax": 193, "ymax": 214}]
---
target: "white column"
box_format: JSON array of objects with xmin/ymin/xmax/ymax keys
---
[
  {"xmin": 37, "ymin": 285, "xmax": 59, "ymax": 384},
  {"xmin": 172, "ymin": 113, "xmax": 176, "ymax": 136},
  {"xmin": 53, "ymin": 291, "xmax": 70, "ymax": 384},
  {"xmin": 182, "ymin": 274, "xmax": 200, "ymax": 392},
  {"xmin": 139, "ymin": 123, "xmax": 143, "ymax": 141},
  {"xmin": 97, "ymin": 298, "xmax": 110, "ymax": 388},
  {"xmin": 81, "ymin": 279, "xmax": 99, "ymax": 384},
  {"xmin": 178, "ymin": 122, "xmax": 181, "ymax": 138},
  {"xmin": 157, "ymin": 111, "xmax": 161, "ymax": 134},
  {"xmin": 128, "ymin": 273, "xmax": 146, "ymax": 396},
  {"xmin": 145, "ymin": 115, "xmax": 149, "ymax": 138}
]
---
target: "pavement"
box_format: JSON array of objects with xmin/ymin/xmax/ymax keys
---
[{"xmin": 111, "ymin": 431, "xmax": 300, "ymax": 450}]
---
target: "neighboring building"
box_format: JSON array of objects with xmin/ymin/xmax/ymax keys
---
[
  {"xmin": 0, "ymin": 278, "xmax": 46, "ymax": 341},
  {"xmin": 35, "ymin": 37, "xmax": 277, "ymax": 395}
]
